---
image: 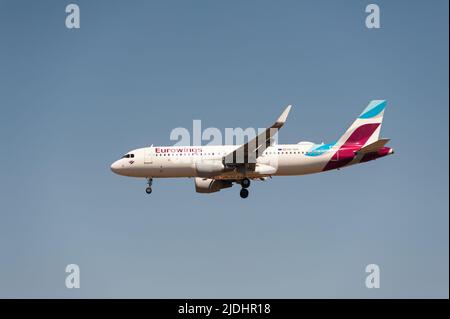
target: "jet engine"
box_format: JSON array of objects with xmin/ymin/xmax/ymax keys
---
[
  {"xmin": 195, "ymin": 160, "xmax": 225, "ymax": 178},
  {"xmin": 194, "ymin": 178, "xmax": 233, "ymax": 193}
]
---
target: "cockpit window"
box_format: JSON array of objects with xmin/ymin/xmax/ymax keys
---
[{"xmin": 121, "ymin": 154, "xmax": 134, "ymax": 159}]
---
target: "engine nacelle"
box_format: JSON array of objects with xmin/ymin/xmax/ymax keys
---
[
  {"xmin": 195, "ymin": 160, "xmax": 225, "ymax": 177},
  {"xmin": 195, "ymin": 178, "xmax": 233, "ymax": 194}
]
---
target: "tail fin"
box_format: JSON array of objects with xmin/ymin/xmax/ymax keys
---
[{"xmin": 336, "ymin": 100, "xmax": 387, "ymax": 147}]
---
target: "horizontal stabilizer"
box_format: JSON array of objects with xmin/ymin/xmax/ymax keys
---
[{"xmin": 357, "ymin": 138, "xmax": 390, "ymax": 154}]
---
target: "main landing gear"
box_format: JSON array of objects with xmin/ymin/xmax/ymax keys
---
[
  {"xmin": 239, "ymin": 178, "xmax": 251, "ymax": 199},
  {"xmin": 145, "ymin": 178, "xmax": 153, "ymax": 194},
  {"xmin": 240, "ymin": 188, "xmax": 249, "ymax": 199}
]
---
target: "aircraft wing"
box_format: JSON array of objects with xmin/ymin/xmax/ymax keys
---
[{"xmin": 223, "ymin": 105, "xmax": 292, "ymax": 167}]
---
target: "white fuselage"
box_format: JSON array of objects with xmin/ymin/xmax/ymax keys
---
[{"xmin": 110, "ymin": 142, "xmax": 341, "ymax": 179}]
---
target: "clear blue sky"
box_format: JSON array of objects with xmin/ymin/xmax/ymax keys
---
[{"xmin": 0, "ymin": 0, "xmax": 448, "ymax": 298}]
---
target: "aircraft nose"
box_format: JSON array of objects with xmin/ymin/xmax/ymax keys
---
[{"xmin": 110, "ymin": 160, "xmax": 122, "ymax": 174}]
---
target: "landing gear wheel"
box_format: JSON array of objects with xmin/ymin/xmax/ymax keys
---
[
  {"xmin": 240, "ymin": 188, "xmax": 249, "ymax": 199},
  {"xmin": 145, "ymin": 187, "xmax": 152, "ymax": 194},
  {"xmin": 241, "ymin": 178, "xmax": 251, "ymax": 189}
]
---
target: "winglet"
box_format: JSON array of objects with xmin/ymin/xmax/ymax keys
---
[{"xmin": 272, "ymin": 105, "xmax": 292, "ymax": 128}]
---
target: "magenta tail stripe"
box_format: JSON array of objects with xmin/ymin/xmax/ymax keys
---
[
  {"xmin": 343, "ymin": 123, "xmax": 380, "ymax": 146},
  {"xmin": 323, "ymin": 123, "xmax": 381, "ymax": 171}
]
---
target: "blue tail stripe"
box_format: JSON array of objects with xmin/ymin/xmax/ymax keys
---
[{"xmin": 359, "ymin": 100, "xmax": 386, "ymax": 119}]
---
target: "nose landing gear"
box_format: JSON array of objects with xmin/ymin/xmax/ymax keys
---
[{"xmin": 145, "ymin": 178, "xmax": 153, "ymax": 194}]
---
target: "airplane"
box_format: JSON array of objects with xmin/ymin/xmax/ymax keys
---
[{"xmin": 110, "ymin": 100, "xmax": 394, "ymax": 198}]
